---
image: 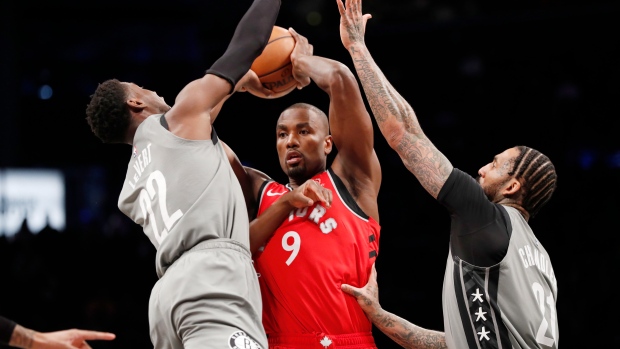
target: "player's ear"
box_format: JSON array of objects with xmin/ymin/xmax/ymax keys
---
[
  {"xmin": 503, "ymin": 178, "xmax": 521, "ymax": 196},
  {"xmin": 127, "ymin": 98, "xmax": 146, "ymax": 112},
  {"xmin": 324, "ymin": 135, "xmax": 333, "ymax": 155}
]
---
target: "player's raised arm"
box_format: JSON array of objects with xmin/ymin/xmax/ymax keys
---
[
  {"xmin": 337, "ymin": 0, "xmax": 452, "ymax": 199},
  {"xmin": 289, "ymin": 27, "xmax": 381, "ymax": 221},
  {"xmin": 166, "ymin": 0, "xmax": 281, "ymax": 140}
]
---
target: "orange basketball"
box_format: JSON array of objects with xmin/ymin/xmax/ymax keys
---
[{"xmin": 250, "ymin": 26, "xmax": 296, "ymax": 98}]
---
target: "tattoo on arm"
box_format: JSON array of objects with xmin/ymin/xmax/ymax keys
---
[
  {"xmin": 349, "ymin": 49, "xmax": 451, "ymax": 198},
  {"xmin": 397, "ymin": 136, "xmax": 451, "ymax": 198},
  {"xmin": 372, "ymin": 312, "xmax": 447, "ymax": 349}
]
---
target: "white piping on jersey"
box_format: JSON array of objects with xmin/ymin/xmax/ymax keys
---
[{"xmin": 486, "ymin": 269, "xmax": 502, "ymax": 349}]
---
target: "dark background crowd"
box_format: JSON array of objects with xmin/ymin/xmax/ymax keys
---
[{"xmin": 1, "ymin": 0, "xmax": 619, "ymax": 348}]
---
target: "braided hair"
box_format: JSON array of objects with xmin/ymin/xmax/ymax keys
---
[
  {"xmin": 85, "ymin": 79, "xmax": 131, "ymax": 143},
  {"xmin": 509, "ymin": 146, "xmax": 557, "ymax": 218}
]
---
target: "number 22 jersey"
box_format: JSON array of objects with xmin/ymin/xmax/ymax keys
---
[
  {"xmin": 117, "ymin": 114, "xmax": 251, "ymax": 278},
  {"xmin": 254, "ymin": 168, "xmax": 381, "ymax": 335}
]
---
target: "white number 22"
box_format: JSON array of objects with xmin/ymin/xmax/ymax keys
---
[{"xmin": 138, "ymin": 170, "xmax": 183, "ymax": 245}]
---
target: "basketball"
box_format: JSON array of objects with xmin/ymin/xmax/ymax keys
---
[{"xmin": 250, "ymin": 26, "xmax": 296, "ymax": 98}]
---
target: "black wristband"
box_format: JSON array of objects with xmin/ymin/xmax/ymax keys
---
[
  {"xmin": 0, "ymin": 315, "xmax": 17, "ymax": 345},
  {"xmin": 206, "ymin": 0, "xmax": 281, "ymax": 93}
]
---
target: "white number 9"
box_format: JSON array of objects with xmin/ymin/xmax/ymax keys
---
[{"xmin": 282, "ymin": 231, "xmax": 300, "ymax": 266}]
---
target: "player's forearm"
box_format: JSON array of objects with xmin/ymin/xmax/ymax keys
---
[
  {"xmin": 206, "ymin": 0, "xmax": 281, "ymax": 92},
  {"xmin": 8, "ymin": 324, "xmax": 35, "ymax": 349},
  {"xmin": 346, "ymin": 43, "xmax": 422, "ymax": 147},
  {"xmin": 369, "ymin": 309, "xmax": 447, "ymax": 349},
  {"xmin": 346, "ymin": 42, "xmax": 451, "ymax": 198},
  {"xmin": 249, "ymin": 193, "xmax": 295, "ymax": 255},
  {"xmin": 295, "ymin": 55, "xmax": 354, "ymax": 95}
]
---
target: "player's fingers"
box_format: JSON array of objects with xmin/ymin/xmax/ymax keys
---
[
  {"xmin": 73, "ymin": 331, "xmax": 116, "ymax": 341},
  {"xmin": 290, "ymin": 28, "xmax": 307, "ymax": 45},
  {"xmin": 369, "ymin": 262, "xmax": 377, "ymax": 280},
  {"xmin": 336, "ymin": 0, "xmax": 346, "ymax": 16},
  {"xmin": 245, "ymin": 83, "xmax": 274, "ymax": 98},
  {"xmin": 351, "ymin": 0, "xmax": 360, "ymax": 15},
  {"xmin": 288, "ymin": 27, "xmax": 299, "ymax": 41},
  {"xmin": 320, "ymin": 188, "xmax": 332, "ymax": 208},
  {"xmin": 295, "ymin": 77, "xmax": 311, "ymax": 90},
  {"xmin": 362, "ymin": 14, "xmax": 372, "ymax": 30},
  {"xmin": 341, "ymin": 283, "xmax": 361, "ymax": 297},
  {"xmin": 315, "ymin": 190, "xmax": 329, "ymax": 208},
  {"xmin": 297, "ymin": 186, "xmax": 315, "ymax": 206}
]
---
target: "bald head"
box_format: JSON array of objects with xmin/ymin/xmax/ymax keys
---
[{"xmin": 279, "ymin": 103, "xmax": 329, "ymax": 136}]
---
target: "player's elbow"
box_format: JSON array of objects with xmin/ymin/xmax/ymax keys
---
[
  {"xmin": 384, "ymin": 124, "xmax": 408, "ymax": 150},
  {"xmin": 323, "ymin": 62, "xmax": 356, "ymax": 91}
]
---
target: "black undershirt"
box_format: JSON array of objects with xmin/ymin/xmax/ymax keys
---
[{"xmin": 437, "ymin": 168, "xmax": 511, "ymax": 267}]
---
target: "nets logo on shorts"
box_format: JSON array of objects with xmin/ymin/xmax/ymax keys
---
[{"xmin": 228, "ymin": 331, "xmax": 262, "ymax": 349}]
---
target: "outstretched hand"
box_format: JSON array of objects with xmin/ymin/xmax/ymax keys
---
[
  {"xmin": 341, "ymin": 262, "xmax": 380, "ymax": 318},
  {"xmin": 30, "ymin": 329, "xmax": 115, "ymax": 349},
  {"xmin": 236, "ymin": 69, "xmax": 274, "ymax": 98},
  {"xmin": 337, "ymin": 0, "xmax": 372, "ymax": 50},
  {"xmin": 288, "ymin": 179, "xmax": 332, "ymax": 209},
  {"xmin": 288, "ymin": 27, "xmax": 314, "ymax": 90}
]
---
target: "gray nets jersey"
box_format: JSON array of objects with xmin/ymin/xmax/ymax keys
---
[
  {"xmin": 443, "ymin": 206, "xmax": 558, "ymax": 349},
  {"xmin": 118, "ymin": 114, "xmax": 250, "ymax": 278}
]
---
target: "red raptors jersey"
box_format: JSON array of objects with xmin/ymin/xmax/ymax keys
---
[{"xmin": 254, "ymin": 168, "xmax": 380, "ymax": 335}]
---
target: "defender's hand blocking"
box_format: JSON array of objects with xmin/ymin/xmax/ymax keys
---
[
  {"xmin": 288, "ymin": 179, "xmax": 332, "ymax": 209},
  {"xmin": 337, "ymin": 0, "xmax": 372, "ymax": 50},
  {"xmin": 288, "ymin": 28, "xmax": 314, "ymax": 90},
  {"xmin": 237, "ymin": 69, "xmax": 274, "ymax": 98},
  {"xmin": 341, "ymin": 262, "xmax": 381, "ymax": 318}
]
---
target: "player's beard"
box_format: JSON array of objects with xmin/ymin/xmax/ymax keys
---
[
  {"xmin": 477, "ymin": 175, "xmax": 507, "ymax": 203},
  {"xmin": 287, "ymin": 163, "xmax": 306, "ymax": 182}
]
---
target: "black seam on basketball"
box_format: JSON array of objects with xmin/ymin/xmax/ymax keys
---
[
  {"xmin": 258, "ymin": 61, "xmax": 292, "ymax": 77},
  {"xmin": 268, "ymin": 36, "xmax": 294, "ymax": 44}
]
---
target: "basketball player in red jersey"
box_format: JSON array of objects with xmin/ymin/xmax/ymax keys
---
[{"xmin": 231, "ymin": 27, "xmax": 382, "ymax": 349}]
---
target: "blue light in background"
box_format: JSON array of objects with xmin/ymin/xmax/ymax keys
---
[
  {"xmin": 38, "ymin": 85, "xmax": 53, "ymax": 100},
  {"xmin": 606, "ymin": 150, "xmax": 620, "ymax": 169},
  {"xmin": 577, "ymin": 149, "xmax": 597, "ymax": 170}
]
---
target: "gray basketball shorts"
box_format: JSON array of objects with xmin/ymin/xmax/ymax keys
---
[{"xmin": 149, "ymin": 239, "xmax": 267, "ymax": 349}]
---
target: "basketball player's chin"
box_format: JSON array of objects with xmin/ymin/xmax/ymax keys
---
[{"xmin": 287, "ymin": 165, "xmax": 305, "ymax": 180}]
